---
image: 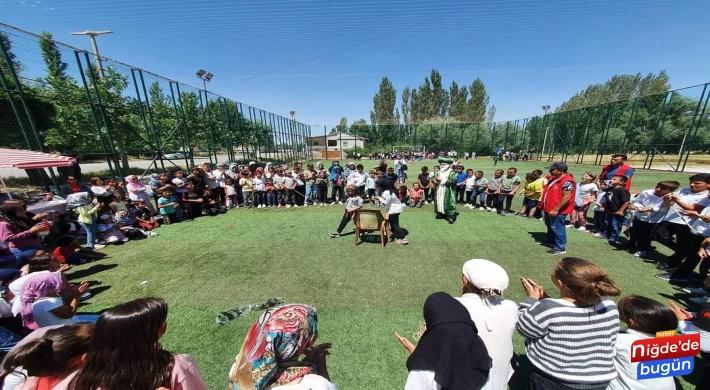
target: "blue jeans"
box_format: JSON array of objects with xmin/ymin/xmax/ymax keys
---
[
  {"xmin": 10, "ymin": 245, "xmax": 42, "ymax": 264},
  {"xmin": 544, "ymin": 212, "xmax": 568, "ymax": 251},
  {"xmin": 471, "ymin": 190, "xmax": 486, "ymax": 205},
  {"xmin": 305, "ymin": 183, "xmax": 317, "ymax": 205},
  {"xmin": 605, "ymin": 213, "xmax": 624, "ymax": 242},
  {"xmin": 79, "ymin": 222, "xmax": 98, "ymax": 248}
]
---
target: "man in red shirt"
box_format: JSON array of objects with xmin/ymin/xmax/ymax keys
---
[
  {"xmin": 539, "ymin": 162, "xmax": 577, "ymax": 255},
  {"xmin": 598, "ymin": 154, "xmax": 634, "ymax": 190}
]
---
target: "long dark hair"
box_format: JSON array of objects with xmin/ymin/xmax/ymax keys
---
[
  {"xmin": 618, "ymin": 295, "xmax": 678, "ymax": 334},
  {"xmin": 0, "ymin": 201, "xmax": 32, "ymax": 231},
  {"xmin": 1, "ymin": 323, "xmax": 93, "ymax": 381},
  {"xmin": 375, "ymin": 178, "xmax": 395, "ymax": 193},
  {"xmin": 70, "ymin": 298, "xmax": 174, "ymax": 390}
]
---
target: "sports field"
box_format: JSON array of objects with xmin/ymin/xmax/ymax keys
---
[{"xmin": 71, "ymin": 159, "xmax": 702, "ymax": 389}]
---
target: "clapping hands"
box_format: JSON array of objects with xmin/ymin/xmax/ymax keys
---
[{"xmin": 520, "ymin": 277, "xmax": 548, "ymax": 300}]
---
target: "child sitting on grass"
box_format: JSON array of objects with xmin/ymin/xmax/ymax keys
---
[
  {"xmin": 397, "ymin": 185, "xmax": 410, "ymax": 205},
  {"xmin": 329, "ymin": 185, "xmax": 363, "ymax": 238},
  {"xmin": 132, "ymin": 200, "xmax": 160, "ymax": 230},
  {"xmin": 409, "ymin": 183, "xmax": 424, "ymax": 207},
  {"xmin": 52, "ymin": 235, "xmax": 105, "ymax": 265}
]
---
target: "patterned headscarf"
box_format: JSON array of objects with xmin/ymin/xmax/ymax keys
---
[
  {"xmin": 125, "ymin": 175, "xmax": 145, "ymax": 190},
  {"xmin": 20, "ymin": 272, "xmax": 63, "ymax": 330},
  {"xmin": 229, "ymin": 304, "xmax": 318, "ymax": 390}
]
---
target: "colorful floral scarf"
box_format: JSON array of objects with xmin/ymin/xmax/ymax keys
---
[{"xmin": 229, "ymin": 304, "xmax": 318, "ymax": 390}]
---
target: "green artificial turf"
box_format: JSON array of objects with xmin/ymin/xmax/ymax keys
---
[{"xmin": 70, "ymin": 160, "xmax": 702, "ymax": 389}]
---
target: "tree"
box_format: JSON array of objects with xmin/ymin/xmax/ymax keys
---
[
  {"xmin": 449, "ymin": 81, "xmax": 468, "ymax": 121},
  {"xmin": 39, "ymin": 32, "xmax": 68, "ymax": 81},
  {"xmin": 430, "ymin": 69, "xmax": 448, "ymax": 118},
  {"xmin": 401, "ymin": 87, "xmax": 411, "ymax": 127},
  {"xmin": 468, "ymin": 78, "xmax": 489, "ymax": 123},
  {"xmin": 0, "ymin": 32, "xmax": 23, "ymax": 77},
  {"xmin": 334, "ymin": 116, "xmax": 348, "ymax": 134}
]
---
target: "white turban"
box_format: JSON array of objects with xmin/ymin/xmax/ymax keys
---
[{"xmin": 462, "ymin": 259, "xmax": 509, "ymax": 293}]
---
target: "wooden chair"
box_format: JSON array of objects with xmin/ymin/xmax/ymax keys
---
[{"xmin": 353, "ymin": 209, "xmax": 389, "ymax": 247}]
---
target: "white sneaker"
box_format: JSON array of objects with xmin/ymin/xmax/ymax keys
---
[
  {"xmin": 479, "ymin": 207, "xmax": 485, "ymax": 211},
  {"xmin": 565, "ymin": 225, "xmax": 573, "ymax": 229},
  {"xmin": 681, "ymin": 287, "xmax": 710, "ymax": 296},
  {"xmin": 294, "ymin": 205, "xmax": 299, "ymax": 208},
  {"xmin": 490, "ymin": 208, "xmax": 496, "ymax": 213},
  {"xmin": 304, "ymin": 204, "xmax": 308, "ymax": 207},
  {"xmin": 633, "ymin": 251, "xmax": 647, "ymax": 258},
  {"xmin": 577, "ymin": 227, "xmax": 586, "ymax": 231},
  {"xmin": 338, "ymin": 201, "xmax": 343, "ymax": 205},
  {"xmin": 286, "ymin": 204, "xmax": 291, "ymax": 208},
  {"xmin": 424, "ymin": 201, "xmax": 429, "ymax": 205},
  {"xmin": 93, "ymin": 244, "xmax": 106, "ymax": 249},
  {"xmin": 321, "ymin": 203, "xmax": 325, "ymax": 206}
]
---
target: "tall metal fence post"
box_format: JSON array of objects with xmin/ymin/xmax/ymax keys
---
[{"xmin": 645, "ymin": 92, "xmax": 672, "ymax": 170}]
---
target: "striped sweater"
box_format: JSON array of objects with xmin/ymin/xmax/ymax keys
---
[{"xmin": 517, "ymin": 297, "xmax": 619, "ymax": 389}]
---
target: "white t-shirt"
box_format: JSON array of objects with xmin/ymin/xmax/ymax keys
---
[
  {"xmin": 9, "ymin": 271, "xmax": 51, "ymax": 316},
  {"xmin": 32, "ymin": 296, "xmax": 76, "ymax": 328},
  {"xmin": 631, "ymin": 190, "xmax": 668, "ymax": 223},
  {"xmin": 465, "ymin": 177, "xmax": 477, "ymax": 191},
  {"xmin": 213, "ymin": 170, "xmax": 228, "ymax": 188},
  {"xmin": 664, "ymin": 188, "xmax": 709, "ymax": 225},
  {"xmin": 172, "ymin": 177, "xmax": 187, "ymax": 193},
  {"xmin": 608, "ymin": 329, "xmax": 675, "ymax": 390},
  {"xmin": 253, "ymin": 177, "xmax": 266, "ymax": 191},
  {"xmin": 268, "ymin": 374, "xmax": 337, "ymax": 390},
  {"xmin": 690, "ymin": 205, "xmax": 710, "ymax": 237},
  {"xmin": 456, "ymin": 294, "xmax": 517, "ymax": 390},
  {"xmin": 577, "ymin": 182, "xmax": 599, "ymax": 200},
  {"xmin": 380, "ymin": 190, "xmax": 403, "ymax": 215}
]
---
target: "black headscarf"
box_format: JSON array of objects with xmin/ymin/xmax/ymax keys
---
[{"xmin": 407, "ymin": 292, "xmax": 492, "ymax": 390}]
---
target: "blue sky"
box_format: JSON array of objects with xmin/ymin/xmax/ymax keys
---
[{"xmin": 3, "ymin": 0, "xmax": 710, "ymax": 126}]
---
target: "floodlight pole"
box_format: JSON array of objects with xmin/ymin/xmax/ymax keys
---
[
  {"xmin": 540, "ymin": 105, "xmax": 551, "ymax": 160},
  {"xmin": 71, "ymin": 30, "xmax": 112, "ymax": 78}
]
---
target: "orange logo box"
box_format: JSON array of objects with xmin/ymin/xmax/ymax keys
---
[{"xmin": 656, "ymin": 330, "xmax": 677, "ymax": 338}]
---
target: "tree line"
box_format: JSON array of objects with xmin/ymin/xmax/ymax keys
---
[
  {"xmin": 0, "ymin": 31, "xmax": 297, "ymax": 172},
  {"xmin": 333, "ymin": 68, "xmax": 710, "ymax": 158}
]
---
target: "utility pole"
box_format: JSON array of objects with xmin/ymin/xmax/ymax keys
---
[
  {"xmin": 540, "ymin": 105, "xmax": 551, "ymax": 160},
  {"xmin": 71, "ymin": 30, "xmax": 112, "ymax": 78}
]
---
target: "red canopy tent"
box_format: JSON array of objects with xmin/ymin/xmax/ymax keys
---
[{"xmin": 0, "ymin": 148, "xmax": 77, "ymax": 198}]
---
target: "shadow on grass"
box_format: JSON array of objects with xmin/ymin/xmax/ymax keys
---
[
  {"xmin": 528, "ymin": 231, "xmax": 547, "ymax": 244},
  {"xmin": 678, "ymin": 355, "xmax": 706, "ymax": 389},
  {"xmin": 66, "ymin": 264, "xmax": 118, "ymax": 281}
]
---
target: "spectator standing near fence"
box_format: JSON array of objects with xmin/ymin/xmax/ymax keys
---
[{"xmin": 599, "ymin": 154, "xmax": 634, "ymax": 191}]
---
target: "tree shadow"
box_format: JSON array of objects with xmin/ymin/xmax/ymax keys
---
[{"xmin": 65, "ymin": 264, "xmax": 118, "ymax": 281}]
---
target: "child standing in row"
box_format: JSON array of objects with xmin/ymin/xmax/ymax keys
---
[
  {"xmin": 225, "ymin": 178, "xmax": 238, "ymax": 208},
  {"xmin": 601, "ymin": 175, "xmax": 631, "ymax": 244},
  {"xmin": 570, "ymin": 173, "xmax": 599, "ymax": 231},
  {"xmin": 417, "ymin": 167, "xmax": 430, "ymax": 204},
  {"xmin": 329, "ymin": 185, "xmax": 363, "ymax": 238},
  {"xmin": 265, "ymin": 178, "xmax": 277, "ymax": 208},
  {"xmin": 485, "ymin": 169, "xmax": 504, "ymax": 212},
  {"xmin": 469, "ymin": 171, "xmax": 488, "ymax": 210},
  {"xmin": 516, "ymin": 172, "xmax": 542, "ymax": 217},
  {"xmin": 375, "ymin": 178, "xmax": 408, "ymax": 245},
  {"xmin": 366, "ymin": 171, "xmax": 377, "ymax": 204},
  {"xmin": 628, "ymin": 180, "xmax": 679, "ymax": 258},
  {"xmin": 157, "ymin": 189, "xmax": 178, "ymax": 224},
  {"xmin": 316, "ymin": 171, "xmax": 329, "ymax": 206}
]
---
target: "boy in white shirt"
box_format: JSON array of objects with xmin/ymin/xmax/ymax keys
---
[
  {"xmin": 329, "ymin": 185, "xmax": 363, "ymax": 238},
  {"xmin": 629, "ymin": 180, "xmax": 679, "ymax": 258},
  {"xmin": 657, "ymin": 173, "xmax": 710, "ymax": 275}
]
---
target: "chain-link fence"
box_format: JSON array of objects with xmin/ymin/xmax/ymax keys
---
[
  {"xmin": 0, "ymin": 23, "xmax": 312, "ymax": 192},
  {"xmin": 314, "ymin": 83, "xmax": 710, "ymax": 172}
]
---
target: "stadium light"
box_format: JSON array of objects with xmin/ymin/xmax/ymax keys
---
[
  {"xmin": 71, "ymin": 30, "xmax": 112, "ymax": 78},
  {"xmin": 196, "ymin": 69, "xmax": 213, "ymax": 91}
]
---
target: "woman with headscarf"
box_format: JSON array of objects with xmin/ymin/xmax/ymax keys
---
[
  {"xmin": 456, "ymin": 260, "xmax": 517, "ymax": 390},
  {"xmin": 0, "ymin": 201, "xmax": 49, "ymax": 264},
  {"xmin": 20, "ymin": 272, "xmax": 92, "ymax": 329},
  {"xmin": 395, "ymin": 292, "xmax": 492, "ymax": 390},
  {"xmin": 228, "ymin": 304, "xmax": 336, "ymax": 390},
  {"xmin": 125, "ymin": 175, "xmax": 156, "ymax": 214}
]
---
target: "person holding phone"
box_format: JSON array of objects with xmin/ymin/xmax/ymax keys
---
[{"xmin": 0, "ymin": 200, "xmax": 50, "ymax": 264}]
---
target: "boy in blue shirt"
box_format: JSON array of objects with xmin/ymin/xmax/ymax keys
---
[
  {"xmin": 456, "ymin": 165, "xmax": 467, "ymax": 204},
  {"xmin": 157, "ymin": 188, "xmax": 178, "ymax": 224}
]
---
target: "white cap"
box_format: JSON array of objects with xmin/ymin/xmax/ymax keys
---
[{"xmin": 462, "ymin": 259, "xmax": 509, "ymax": 292}]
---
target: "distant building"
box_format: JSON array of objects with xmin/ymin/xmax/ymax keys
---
[{"xmin": 308, "ymin": 132, "xmax": 367, "ymax": 158}]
